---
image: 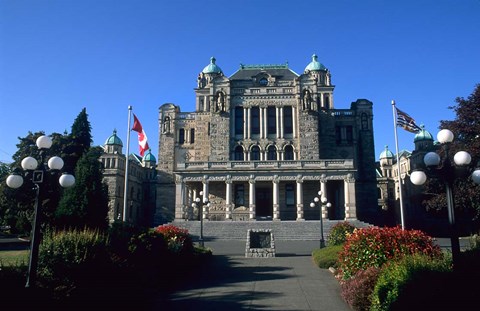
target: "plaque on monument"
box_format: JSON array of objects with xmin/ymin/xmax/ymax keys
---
[{"xmin": 245, "ymin": 229, "xmax": 275, "ymax": 258}]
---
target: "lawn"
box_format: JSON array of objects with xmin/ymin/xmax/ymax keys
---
[{"xmin": 0, "ymin": 250, "xmax": 29, "ymax": 266}]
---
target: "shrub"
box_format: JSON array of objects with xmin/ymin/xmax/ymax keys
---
[
  {"xmin": 341, "ymin": 267, "xmax": 382, "ymax": 311},
  {"xmin": 155, "ymin": 224, "xmax": 193, "ymax": 254},
  {"xmin": 370, "ymin": 254, "xmax": 451, "ymax": 311},
  {"xmin": 37, "ymin": 228, "xmax": 110, "ymax": 294},
  {"xmin": 312, "ymin": 245, "xmax": 343, "ymax": 269},
  {"xmin": 337, "ymin": 226, "xmax": 442, "ymax": 279},
  {"xmin": 328, "ymin": 222, "xmax": 356, "ymax": 246}
]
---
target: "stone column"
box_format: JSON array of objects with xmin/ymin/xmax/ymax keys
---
[
  {"xmin": 276, "ymin": 107, "xmax": 281, "ymax": 139},
  {"xmin": 279, "ymin": 107, "xmax": 284, "ymax": 138},
  {"xmin": 247, "ymin": 107, "xmax": 251, "ymax": 139},
  {"xmin": 260, "ymin": 107, "xmax": 264, "ymax": 139},
  {"xmin": 296, "ymin": 176, "xmax": 304, "ymax": 220},
  {"xmin": 249, "ymin": 176, "xmax": 256, "ymax": 220},
  {"xmin": 344, "ymin": 174, "xmax": 357, "ymax": 220},
  {"xmin": 202, "ymin": 177, "xmax": 209, "ymax": 219},
  {"xmin": 244, "ymin": 107, "xmax": 248, "ymax": 139},
  {"xmin": 320, "ymin": 92, "xmax": 324, "ymax": 108},
  {"xmin": 292, "ymin": 106, "xmax": 297, "ymax": 138},
  {"xmin": 186, "ymin": 186, "xmax": 194, "ymax": 220},
  {"xmin": 225, "ymin": 177, "xmax": 233, "ymax": 220},
  {"xmin": 174, "ymin": 176, "xmax": 184, "ymax": 220},
  {"xmin": 272, "ymin": 176, "xmax": 280, "ymax": 220}
]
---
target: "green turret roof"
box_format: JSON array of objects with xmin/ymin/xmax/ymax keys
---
[
  {"xmin": 202, "ymin": 57, "xmax": 223, "ymax": 74},
  {"xmin": 105, "ymin": 130, "xmax": 123, "ymax": 146},
  {"xmin": 379, "ymin": 145, "xmax": 394, "ymax": 159},
  {"xmin": 414, "ymin": 126, "xmax": 433, "ymax": 142},
  {"xmin": 143, "ymin": 149, "xmax": 156, "ymax": 163},
  {"xmin": 305, "ymin": 54, "xmax": 326, "ymax": 71}
]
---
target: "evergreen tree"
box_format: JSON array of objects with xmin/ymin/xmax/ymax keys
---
[
  {"xmin": 63, "ymin": 108, "xmax": 92, "ymax": 174},
  {"xmin": 56, "ymin": 146, "xmax": 109, "ymax": 230}
]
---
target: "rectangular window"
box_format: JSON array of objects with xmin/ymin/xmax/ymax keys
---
[
  {"xmin": 179, "ymin": 129, "xmax": 185, "ymax": 144},
  {"xmin": 267, "ymin": 106, "xmax": 276, "ymax": 135},
  {"xmin": 235, "ymin": 107, "xmax": 244, "ymax": 135},
  {"xmin": 251, "ymin": 106, "xmax": 260, "ymax": 135},
  {"xmin": 283, "ymin": 106, "xmax": 293, "ymax": 134},
  {"xmin": 346, "ymin": 126, "xmax": 353, "ymax": 143},
  {"xmin": 190, "ymin": 128, "xmax": 195, "ymax": 144},
  {"xmin": 234, "ymin": 184, "xmax": 245, "ymax": 206},
  {"xmin": 285, "ymin": 184, "xmax": 295, "ymax": 205}
]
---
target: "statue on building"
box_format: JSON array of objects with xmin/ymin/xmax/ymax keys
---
[
  {"xmin": 163, "ymin": 116, "xmax": 171, "ymax": 133},
  {"xmin": 197, "ymin": 72, "xmax": 206, "ymax": 88},
  {"xmin": 303, "ymin": 90, "xmax": 312, "ymax": 110},
  {"xmin": 216, "ymin": 92, "xmax": 226, "ymax": 112}
]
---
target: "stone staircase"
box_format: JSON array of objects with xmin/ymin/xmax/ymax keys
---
[{"xmin": 170, "ymin": 219, "xmax": 371, "ymax": 241}]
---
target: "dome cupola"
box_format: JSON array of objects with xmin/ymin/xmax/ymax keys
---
[
  {"xmin": 202, "ymin": 56, "xmax": 223, "ymax": 74},
  {"xmin": 104, "ymin": 129, "xmax": 123, "ymax": 154},
  {"xmin": 305, "ymin": 54, "xmax": 326, "ymax": 72},
  {"xmin": 105, "ymin": 129, "xmax": 123, "ymax": 146},
  {"xmin": 379, "ymin": 145, "xmax": 394, "ymax": 159},
  {"xmin": 414, "ymin": 125, "xmax": 434, "ymax": 143}
]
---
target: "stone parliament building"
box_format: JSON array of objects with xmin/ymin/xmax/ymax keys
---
[{"xmin": 101, "ymin": 55, "xmax": 379, "ymax": 226}]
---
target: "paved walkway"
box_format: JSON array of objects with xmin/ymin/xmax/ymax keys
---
[{"xmin": 154, "ymin": 240, "xmax": 351, "ymax": 311}]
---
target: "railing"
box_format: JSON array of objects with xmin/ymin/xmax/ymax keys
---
[{"xmin": 177, "ymin": 159, "xmax": 354, "ymax": 170}]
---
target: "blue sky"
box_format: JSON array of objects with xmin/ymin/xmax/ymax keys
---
[{"xmin": 1, "ymin": 0, "xmax": 479, "ymax": 164}]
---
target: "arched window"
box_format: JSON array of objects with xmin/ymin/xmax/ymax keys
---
[
  {"xmin": 251, "ymin": 145, "xmax": 260, "ymax": 160},
  {"xmin": 234, "ymin": 146, "xmax": 244, "ymax": 161},
  {"xmin": 284, "ymin": 145, "xmax": 294, "ymax": 160},
  {"xmin": 267, "ymin": 145, "xmax": 277, "ymax": 160}
]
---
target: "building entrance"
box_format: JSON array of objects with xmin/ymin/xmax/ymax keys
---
[{"xmin": 256, "ymin": 188, "xmax": 272, "ymax": 218}]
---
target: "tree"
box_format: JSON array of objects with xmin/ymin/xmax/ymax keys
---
[
  {"xmin": 55, "ymin": 146, "xmax": 109, "ymax": 230},
  {"xmin": 62, "ymin": 108, "xmax": 92, "ymax": 174},
  {"xmin": 423, "ymin": 84, "xmax": 480, "ymax": 231}
]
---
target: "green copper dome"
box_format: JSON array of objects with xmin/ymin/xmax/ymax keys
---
[
  {"xmin": 305, "ymin": 54, "xmax": 326, "ymax": 71},
  {"xmin": 379, "ymin": 145, "xmax": 394, "ymax": 159},
  {"xmin": 202, "ymin": 57, "xmax": 223, "ymax": 74},
  {"xmin": 105, "ymin": 130, "xmax": 123, "ymax": 146},
  {"xmin": 143, "ymin": 149, "xmax": 156, "ymax": 163},
  {"xmin": 414, "ymin": 126, "xmax": 433, "ymax": 142}
]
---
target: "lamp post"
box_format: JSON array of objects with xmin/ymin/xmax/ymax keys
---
[
  {"xmin": 410, "ymin": 129, "xmax": 480, "ymax": 266},
  {"xmin": 310, "ymin": 190, "xmax": 331, "ymax": 248},
  {"xmin": 192, "ymin": 191, "xmax": 210, "ymax": 247},
  {"xmin": 6, "ymin": 135, "xmax": 75, "ymax": 288}
]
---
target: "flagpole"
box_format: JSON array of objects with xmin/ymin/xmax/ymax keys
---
[
  {"xmin": 392, "ymin": 100, "xmax": 405, "ymax": 229},
  {"xmin": 123, "ymin": 106, "xmax": 133, "ymax": 222}
]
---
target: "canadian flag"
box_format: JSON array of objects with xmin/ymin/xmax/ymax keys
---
[{"xmin": 132, "ymin": 114, "xmax": 150, "ymax": 156}]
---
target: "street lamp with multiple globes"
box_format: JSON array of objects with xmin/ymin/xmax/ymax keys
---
[
  {"xmin": 191, "ymin": 191, "xmax": 210, "ymax": 247},
  {"xmin": 310, "ymin": 190, "xmax": 331, "ymax": 248},
  {"xmin": 410, "ymin": 129, "xmax": 480, "ymax": 265},
  {"xmin": 6, "ymin": 135, "xmax": 75, "ymax": 288}
]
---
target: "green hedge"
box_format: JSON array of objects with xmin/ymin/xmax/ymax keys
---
[
  {"xmin": 370, "ymin": 254, "xmax": 451, "ymax": 311},
  {"xmin": 312, "ymin": 244, "xmax": 343, "ymax": 269}
]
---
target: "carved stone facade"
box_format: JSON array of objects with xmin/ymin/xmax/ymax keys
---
[{"xmin": 157, "ymin": 55, "xmax": 379, "ymax": 224}]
